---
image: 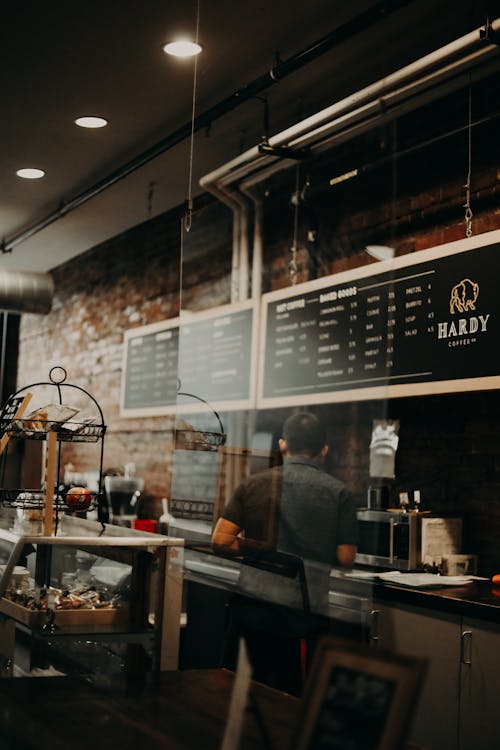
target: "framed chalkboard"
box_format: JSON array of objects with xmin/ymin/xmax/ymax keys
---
[
  {"xmin": 292, "ymin": 637, "xmax": 425, "ymax": 750},
  {"xmin": 121, "ymin": 317, "xmax": 180, "ymax": 416},
  {"xmin": 176, "ymin": 300, "xmax": 258, "ymax": 414},
  {"xmin": 258, "ymin": 229, "xmax": 500, "ymax": 407},
  {"xmin": 120, "ymin": 301, "xmax": 258, "ymax": 417}
]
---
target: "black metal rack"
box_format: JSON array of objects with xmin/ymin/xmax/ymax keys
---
[{"xmin": 0, "ymin": 366, "xmax": 107, "ymax": 523}]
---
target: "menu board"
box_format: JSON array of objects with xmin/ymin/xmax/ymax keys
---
[
  {"xmin": 121, "ymin": 319, "xmax": 179, "ymax": 415},
  {"xmin": 170, "ymin": 448, "xmax": 219, "ymax": 520},
  {"xmin": 258, "ymin": 231, "xmax": 500, "ymax": 407},
  {"xmin": 121, "ymin": 301, "xmax": 257, "ymax": 416},
  {"xmin": 176, "ymin": 301, "xmax": 257, "ymax": 414},
  {"xmin": 305, "ymin": 666, "xmax": 396, "ymax": 750},
  {"xmin": 294, "ymin": 638, "xmax": 424, "ymax": 750}
]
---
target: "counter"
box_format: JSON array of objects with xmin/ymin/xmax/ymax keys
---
[
  {"xmin": 373, "ymin": 577, "xmax": 500, "ymax": 623},
  {"xmin": 183, "ymin": 544, "xmax": 500, "ymax": 625}
]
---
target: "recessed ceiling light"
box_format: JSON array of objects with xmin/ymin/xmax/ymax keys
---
[
  {"xmin": 163, "ymin": 39, "xmax": 202, "ymax": 58},
  {"xmin": 75, "ymin": 116, "xmax": 108, "ymax": 128},
  {"xmin": 16, "ymin": 168, "xmax": 45, "ymax": 179}
]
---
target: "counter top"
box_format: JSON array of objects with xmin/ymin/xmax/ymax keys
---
[
  {"xmin": 373, "ymin": 578, "xmax": 500, "ymax": 623},
  {"xmin": 184, "ymin": 545, "xmax": 500, "ymax": 624}
]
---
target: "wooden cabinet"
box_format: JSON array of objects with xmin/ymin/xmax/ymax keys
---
[
  {"xmin": 372, "ymin": 600, "xmax": 500, "ymax": 750},
  {"xmin": 458, "ymin": 616, "xmax": 500, "ymax": 750},
  {"xmin": 373, "ymin": 601, "xmax": 460, "ymax": 750}
]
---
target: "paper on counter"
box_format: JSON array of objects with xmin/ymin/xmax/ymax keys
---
[
  {"xmin": 375, "ymin": 572, "xmax": 474, "ymax": 588},
  {"xmin": 340, "ymin": 571, "xmax": 488, "ymax": 587}
]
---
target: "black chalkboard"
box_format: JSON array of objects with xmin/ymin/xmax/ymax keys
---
[
  {"xmin": 293, "ymin": 637, "xmax": 425, "ymax": 750},
  {"xmin": 177, "ymin": 303, "xmax": 255, "ymax": 407},
  {"xmin": 121, "ymin": 302, "xmax": 257, "ymax": 416},
  {"xmin": 307, "ymin": 665, "xmax": 395, "ymax": 750},
  {"xmin": 121, "ymin": 321, "xmax": 179, "ymax": 413},
  {"xmin": 260, "ymin": 237, "xmax": 500, "ymax": 406}
]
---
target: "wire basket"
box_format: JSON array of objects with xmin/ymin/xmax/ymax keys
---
[
  {"xmin": 0, "ymin": 419, "xmax": 105, "ymax": 443},
  {"xmin": 174, "ymin": 429, "xmax": 226, "ymax": 452}
]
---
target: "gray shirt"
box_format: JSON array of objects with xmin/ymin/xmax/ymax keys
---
[{"xmin": 222, "ymin": 456, "xmax": 358, "ymax": 565}]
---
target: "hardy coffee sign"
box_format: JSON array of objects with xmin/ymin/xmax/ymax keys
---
[
  {"xmin": 437, "ymin": 278, "xmax": 490, "ymax": 345},
  {"xmin": 259, "ymin": 230, "xmax": 500, "ymax": 407}
]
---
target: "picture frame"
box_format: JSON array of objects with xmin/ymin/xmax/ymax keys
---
[{"xmin": 292, "ymin": 636, "xmax": 426, "ymax": 750}]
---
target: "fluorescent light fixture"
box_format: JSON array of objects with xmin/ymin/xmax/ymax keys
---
[
  {"xmin": 365, "ymin": 245, "xmax": 395, "ymax": 261},
  {"xmin": 163, "ymin": 39, "xmax": 202, "ymax": 58},
  {"xmin": 75, "ymin": 116, "xmax": 108, "ymax": 128},
  {"xmin": 16, "ymin": 168, "xmax": 45, "ymax": 179},
  {"xmin": 329, "ymin": 168, "xmax": 358, "ymax": 186}
]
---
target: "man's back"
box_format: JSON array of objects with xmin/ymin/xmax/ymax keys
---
[
  {"xmin": 278, "ymin": 457, "xmax": 355, "ymax": 565},
  {"xmin": 222, "ymin": 456, "xmax": 357, "ymax": 566}
]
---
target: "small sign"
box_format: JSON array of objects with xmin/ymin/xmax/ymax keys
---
[{"xmin": 292, "ymin": 637, "xmax": 425, "ymax": 750}]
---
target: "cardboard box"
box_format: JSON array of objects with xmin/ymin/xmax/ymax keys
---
[{"xmin": 421, "ymin": 517, "xmax": 462, "ymax": 561}]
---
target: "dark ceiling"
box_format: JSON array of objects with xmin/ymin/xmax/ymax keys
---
[{"xmin": 0, "ymin": 0, "xmax": 494, "ymax": 272}]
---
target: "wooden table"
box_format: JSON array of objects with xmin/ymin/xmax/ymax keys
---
[{"xmin": 0, "ymin": 669, "xmax": 298, "ymax": 750}]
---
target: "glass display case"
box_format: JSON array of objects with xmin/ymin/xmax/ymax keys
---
[
  {"xmin": 0, "ymin": 368, "xmax": 184, "ymax": 677},
  {"xmin": 0, "ymin": 512, "xmax": 184, "ymax": 677}
]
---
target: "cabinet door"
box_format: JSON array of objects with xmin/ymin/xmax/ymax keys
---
[
  {"xmin": 459, "ymin": 617, "xmax": 500, "ymax": 750},
  {"xmin": 375, "ymin": 601, "xmax": 461, "ymax": 750}
]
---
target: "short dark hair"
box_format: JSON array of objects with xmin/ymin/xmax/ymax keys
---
[{"xmin": 282, "ymin": 412, "xmax": 327, "ymax": 456}]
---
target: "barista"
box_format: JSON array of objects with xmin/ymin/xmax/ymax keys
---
[{"xmin": 212, "ymin": 412, "xmax": 358, "ymax": 694}]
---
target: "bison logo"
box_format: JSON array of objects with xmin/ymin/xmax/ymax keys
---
[{"xmin": 449, "ymin": 278, "xmax": 479, "ymax": 314}]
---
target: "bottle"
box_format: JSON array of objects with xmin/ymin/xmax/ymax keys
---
[{"xmin": 413, "ymin": 490, "xmax": 421, "ymax": 512}]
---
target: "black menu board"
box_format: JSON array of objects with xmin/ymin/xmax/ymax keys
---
[
  {"xmin": 121, "ymin": 301, "xmax": 257, "ymax": 416},
  {"xmin": 121, "ymin": 320, "xmax": 180, "ymax": 415},
  {"xmin": 259, "ymin": 234, "xmax": 500, "ymax": 407},
  {"xmin": 176, "ymin": 301, "xmax": 257, "ymax": 413},
  {"xmin": 306, "ymin": 666, "xmax": 396, "ymax": 750},
  {"xmin": 294, "ymin": 638, "xmax": 424, "ymax": 750}
]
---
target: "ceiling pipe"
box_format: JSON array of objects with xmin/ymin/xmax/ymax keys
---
[
  {"xmin": 202, "ymin": 183, "xmax": 242, "ymax": 303},
  {"xmin": 201, "ymin": 18, "xmax": 500, "ymax": 191},
  {"xmin": 3, "ymin": 0, "xmax": 412, "ymax": 253},
  {"xmin": 0, "ymin": 270, "xmax": 54, "ymax": 314},
  {"xmin": 290, "ymin": 49, "xmax": 500, "ymax": 155},
  {"xmin": 239, "ymin": 184, "xmax": 264, "ymax": 301},
  {"xmin": 201, "ymin": 20, "xmax": 500, "ymax": 301}
]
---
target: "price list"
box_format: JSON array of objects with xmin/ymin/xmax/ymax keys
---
[
  {"xmin": 259, "ymin": 240, "xmax": 500, "ymax": 405},
  {"xmin": 121, "ymin": 302, "xmax": 257, "ymax": 416},
  {"xmin": 178, "ymin": 303, "xmax": 255, "ymax": 407},
  {"xmin": 122, "ymin": 324, "xmax": 179, "ymax": 412}
]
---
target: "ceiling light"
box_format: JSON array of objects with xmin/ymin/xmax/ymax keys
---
[
  {"xmin": 75, "ymin": 116, "xmax": 108, "ymax": 129},
  {"xmin": 365, "ymin": 245, "xmax": 395, "ymax": 262},
  {"xmin": 163, "ymin": 39, "xmax": 202, "ymax": 58},
  {"xmin": 16, "ymin": 168, "xmax": 45, "ymax": 179}
]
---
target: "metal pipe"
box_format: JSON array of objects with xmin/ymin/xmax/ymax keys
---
[
  {"xmin": 3, "ymin": 1, "xmax": 412, "ymax": 253},
  {"xmin": 0, "ymin": 270, "xmax": 54, "ymax": 314},
  {"xmin": 221, "ymin": 186, "xmax": 250, "ymax": 302},
  {"xmin": 240, "ymin": 183, "xmax": 264, "ymax": 300},
  {"xmin": 202, "ymin": 18, "xmax": 500, "ymax": 189},
  {"xmin": 202, "ymin": 183, "xmax": 241, "ymax": 303}
]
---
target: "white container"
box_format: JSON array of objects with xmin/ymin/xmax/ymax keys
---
[{"xmin": 443, "ymin": 554, "xmax": 478, "ymax": 576}]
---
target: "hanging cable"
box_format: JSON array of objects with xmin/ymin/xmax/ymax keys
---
[
  {"xmin": 289, "ymin": 165, "xmax": 300, "ymax": 285},
  {"xmin": 464, "ymin": 85, "xmax": 473, "ymax": 238},
  {"xmin": 184, "ymin": 0, "xmax": 201, "ymax": 233}
]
